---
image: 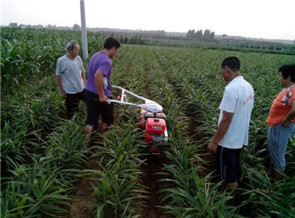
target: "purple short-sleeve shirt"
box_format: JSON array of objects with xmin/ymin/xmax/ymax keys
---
[{"xmin": 85, "ymin": 51, "xmax": 113, "ymax": 97}]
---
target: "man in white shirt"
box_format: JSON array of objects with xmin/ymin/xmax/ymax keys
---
[
  {"xmin": 56, "ymin": 40, "xmax": 86, "ymax": 119},
  {"xmin": 208, "ymin": 57, "xmax": 254, "ymax": 193}
]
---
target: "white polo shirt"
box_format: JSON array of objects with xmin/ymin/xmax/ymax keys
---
[{"xmin": 218, "ymin": 76, "xmax": 254, "ymax": 149}]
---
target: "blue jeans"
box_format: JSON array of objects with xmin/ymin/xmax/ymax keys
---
[{"xmin": 267, "ymin": 123, "xmax": 295, "ymax": 172}]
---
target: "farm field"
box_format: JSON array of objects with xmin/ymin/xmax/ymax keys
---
[{"xmin": 1, "ymin": 27, "xmax": 295, "ymax": 217}]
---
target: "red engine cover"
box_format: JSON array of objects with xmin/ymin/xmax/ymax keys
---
[{"xmin": 146, "ymin": 118, "xmax": 166, "ymax": 134}]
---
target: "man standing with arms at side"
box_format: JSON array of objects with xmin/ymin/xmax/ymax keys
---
[
  {"xmin": 207, "ymin": 57, "xmax": 254, "ymax": 195},
  {"xmin": 56, "ymin": 40, "xmax": 86, "ymax": 119},
  {"xmin": 84, "ymin": 37, "xmax": 120, "ymax": 137}
]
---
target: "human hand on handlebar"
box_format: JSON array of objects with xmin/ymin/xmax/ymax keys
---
[{"xmin": 99, "ymin": 95, "xmax": 109, "ymax": 103}]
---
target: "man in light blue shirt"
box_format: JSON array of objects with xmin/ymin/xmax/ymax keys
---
[{"xmin": 56, "ymin": 40, "xmax": 86, "ymax": 119}]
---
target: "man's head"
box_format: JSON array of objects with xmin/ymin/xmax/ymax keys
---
[
  {"xmin": 221, "ymin": 57, "xmax": 241, "ymax": 81},
  {"xmin": 104, "ymin": 37, "xmax": 120, "ymax": 58},
  {"xmin": 279, "ymin": 64, "xmax": 295, "ymax": 87},
  {"xmin": 67, "ymin": 40, "xmax": 80, "ymax": 58}
]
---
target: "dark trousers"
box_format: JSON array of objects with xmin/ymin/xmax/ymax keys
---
[
  {"xmin": 66, "ymin": 90, "xmax": 84, "ymax": 119},
  {"xmin": 216, "ymin": 146, "xmax": 242, "ymax": 183},
  {"xmin": 84, "ymin": 89, "xmax": 114, "ymax": 130}
]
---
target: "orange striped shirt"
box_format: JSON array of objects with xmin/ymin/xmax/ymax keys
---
[{"xmin": 266, "ymin": 85, "xmax": 295, "ymax": 126}]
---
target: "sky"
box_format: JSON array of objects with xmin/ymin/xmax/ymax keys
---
[{"xmin": 1, "ymin": 0, "xmax": 295, "ymax": 40}]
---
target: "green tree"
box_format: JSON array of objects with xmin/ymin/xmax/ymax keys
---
[
  {"xmin": 73, "ymin": 24, "xmax": 80, "ymax": 31},
  {"xmin": 186, "ymin": 29, "xmax": 195, "ymax": 38},
  {"xmin": 203, "ymin": 29, "xmax": 211, "ymax": 41},
  {"xmin": 195, "ymin": 30, "xmax": 203, "ymax": 40},
  {"xmin": 9, "ymin": 22, "xmax": 18, "ymax": 27}
]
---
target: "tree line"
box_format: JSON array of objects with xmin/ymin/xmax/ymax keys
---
[{"xmin": 186, "ymin": 29, "xmax": 215, "ymax": 41}]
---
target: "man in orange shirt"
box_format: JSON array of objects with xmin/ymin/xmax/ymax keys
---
[{"xmin": 266, "ymin": 64, "xmax": 295, "ymax": 180}]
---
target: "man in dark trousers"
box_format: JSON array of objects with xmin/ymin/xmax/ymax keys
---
[
  {"xmin": 208, "ymin": 57, "xmax": 254, "ymax": 198},
  {"xmin": 84, "ymin": 37, "xmax": 120, "ymax": 137},
  {"xmin": 56, "ymin": 40, "xmax": 86, "ymax": 119}
]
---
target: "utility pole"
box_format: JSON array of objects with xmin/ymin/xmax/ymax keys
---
[{"xmin": 80, "ymin": 0, "xmax": 88, "ymax": 60}]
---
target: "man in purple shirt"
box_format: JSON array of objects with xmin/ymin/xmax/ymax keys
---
[{"xmin": 84, "ymin": 37, "xmax": 120, "ymax": 136}]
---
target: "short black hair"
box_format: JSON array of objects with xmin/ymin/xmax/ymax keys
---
[
  {"xmin": 67, "ymin": 40, "xmax": 78, "ymax": 51},
  {"xmin": 279, "ymin": 64, "xmax": 295, "ymax": 82},
  {"xmin": 222, "ymin": 57, "xmax": 240, "ymax": 72},
  {"xmin": 104, "ymin": 37, "xmax": 120, "ymax": 50}
]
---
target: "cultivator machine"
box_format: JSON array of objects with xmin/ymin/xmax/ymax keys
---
[{"xmin": 108, "ymin": 85, "xmax": 168, "ymax": 154}]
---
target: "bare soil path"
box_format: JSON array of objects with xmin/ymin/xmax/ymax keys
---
[
  {"xmin": 140, "ymin": 155, "xmax": 167, "ymax": 218},
  {"xmin": 64, "ymin": 157, "xmax": 99, "ymax": 218}
]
